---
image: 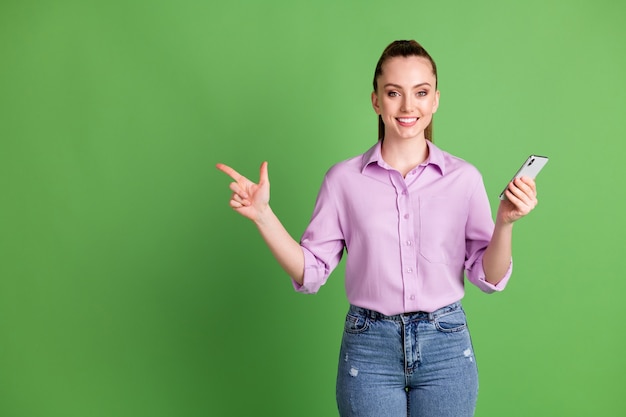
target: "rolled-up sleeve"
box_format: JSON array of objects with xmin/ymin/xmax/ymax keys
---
[
  {"xmin": 463, "ymin": 175, "xmax": 513, "ymax": 292},
  {"xmin": 292, "ymin": 174, "xmax": 346, "ymax": 294},
  {"xmin": 466, "ymin": 252, "xmax": 512, "ymax": 293}
]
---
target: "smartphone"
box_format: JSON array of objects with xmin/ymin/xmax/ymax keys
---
[{"xmin": 499, "ymin": 155, "xmax": 549, "ymax": 200}]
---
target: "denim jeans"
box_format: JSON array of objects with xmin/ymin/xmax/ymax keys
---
[{"xmin": 336, "ymin": 302, "xmax": 479, "ymax": 417}]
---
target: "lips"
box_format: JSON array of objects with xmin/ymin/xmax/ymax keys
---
[{"xmin": 396, "ymin": 117, "xmax": 418, "ymax": 126}]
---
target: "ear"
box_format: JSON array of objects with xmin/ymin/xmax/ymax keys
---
[
  {"xmin": 371, "ymin": 91, "xmax": 381, "ymax": 115},
  {"xmin": 432, "ymin": 90, "xmax": 440, "ymax": 114}
]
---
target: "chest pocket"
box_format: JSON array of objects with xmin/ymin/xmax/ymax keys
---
[{"xmin": 418, "ymin": 196, "xmax": 466, "ymax": 264}]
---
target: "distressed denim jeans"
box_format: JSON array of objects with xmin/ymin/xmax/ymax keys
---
[{"xmin": 336, "ymin": 302, "xmax": 479, "ymax": 417}]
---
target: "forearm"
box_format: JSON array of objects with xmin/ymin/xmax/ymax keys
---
[
  {"xmin": 254, "ymin": 206, "xmax": 305, "ymax": 284},
  {"xmin": 482, "ymin": 220, "xmax": 514, "ymax": 285}
]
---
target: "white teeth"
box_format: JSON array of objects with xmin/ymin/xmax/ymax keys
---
[{"xmin": 397, "ymin": 118, "xmax": 417, "ymax": 123}]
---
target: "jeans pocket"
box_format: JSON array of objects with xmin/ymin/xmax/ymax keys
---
[
  {"xmin": 344, "ymin": 312, "xmax": 370, "ymax": 334},
  {"xmin": 434, "ymin": 309, "xmax": 467, "ymax": 333}
]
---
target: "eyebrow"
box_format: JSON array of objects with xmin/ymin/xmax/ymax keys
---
[{"xmin": 383, "ymin": 82, "xmax": 432, "ymax": 89}]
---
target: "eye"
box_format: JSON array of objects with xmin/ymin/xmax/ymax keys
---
[
  {"xmin": 387, "ymin": 91, "xmax": 400, "ymax": 97},
  {"xmin": 417, "ymin": 90, "xmax": 428, "ymax": 97}
]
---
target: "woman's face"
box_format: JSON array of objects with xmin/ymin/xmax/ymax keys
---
[{"xmin": 372, "ymin": 56, "xmax": 439, "ymax": 142}]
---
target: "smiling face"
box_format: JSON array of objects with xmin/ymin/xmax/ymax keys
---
[{"xmin": 372, "ymin": 56, "xmax": 439, "ymax": 143}]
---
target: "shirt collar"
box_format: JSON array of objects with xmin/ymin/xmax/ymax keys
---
[{"xmin": 361, "ymin": 140, "xmax": 446, "ymax": 175}]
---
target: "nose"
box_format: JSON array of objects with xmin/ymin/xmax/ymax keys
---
[{"xmin": 401, "ymin": 95, "xmax": 414, "ymax": 112}]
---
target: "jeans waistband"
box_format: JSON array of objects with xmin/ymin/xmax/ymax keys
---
[{"xmin": 349, "ymin": 301, "xmax": 463, "ymax": 322}]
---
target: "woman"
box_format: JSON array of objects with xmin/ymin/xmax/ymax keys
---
[{"xmin": 216, "ymin": 40, "xmax": 538, "ymax": 417}]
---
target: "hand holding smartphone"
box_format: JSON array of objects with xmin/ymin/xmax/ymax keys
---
[{"xmin": 499, "ymin": 155, "xmax": 549, "ymax": 200}]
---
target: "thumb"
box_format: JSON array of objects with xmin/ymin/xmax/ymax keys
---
[{"xmin": 259, "ymin": 161, "xmax": 269, "ymax": 185}]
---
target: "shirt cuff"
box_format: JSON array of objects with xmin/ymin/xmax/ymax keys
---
[
  {"xmin": 291, "ymin": 247, "xmax": 327, "ymax": 294},
  {"xmin": 468, "ymin": 257, "xmax": 513, "ymax": 293}
]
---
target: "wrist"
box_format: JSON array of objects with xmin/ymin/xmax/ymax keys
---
[
  {"xmin": 253, "ymin": 204, "xmax": 273, "ymax": 226},
  {"xmin": 494, "ymin": 217, "xmax": 515, "ymax": 232}
]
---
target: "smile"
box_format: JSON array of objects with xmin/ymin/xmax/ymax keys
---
[{"xmin": 396, "ymin": 117, "xmax": 418, "ymax": 125}]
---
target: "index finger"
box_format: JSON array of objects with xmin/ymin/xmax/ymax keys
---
[
  {"xmin": 216, "ymin": 163, "xmax": 243, "ymax": 181},
  {"xmin": 517, "ymin": 176, "xmax": 537, "ymax": 189},
  {"xmin": 514, "ymin": 176, "xmax": 537, "ymax": 198}
]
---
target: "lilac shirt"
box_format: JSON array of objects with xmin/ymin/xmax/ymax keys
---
[{"xmin": 293, "ymin": 140, "xmax": 511, "ymax": 315}]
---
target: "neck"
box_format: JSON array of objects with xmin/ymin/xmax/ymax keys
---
[{"xmin": 381, "ymin": 137, "xmax": 429, "ymax": 177}]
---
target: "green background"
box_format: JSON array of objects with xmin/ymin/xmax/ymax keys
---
[{"xmin": 1, "ymin": 0, "xmax": 624, "ymax": 416}]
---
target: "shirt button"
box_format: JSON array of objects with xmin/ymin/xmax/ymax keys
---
[
  {"xmin": 410, "ymin": 295, "xmax": 416, "ymax": 300},
  {"xmin": 407, "ymin": 267, "xmax": 413, "ymax": 273},
  {"xmin": 402, "ymin": 190, "xmax": 408, "ymax": 195},
  {"xmin": 404, "ymin": 214, "xmax": 409, "ymax": 219},
  {"xmin": 406, "ymin": 240, "xmax": 412, "ymax": 246}
]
